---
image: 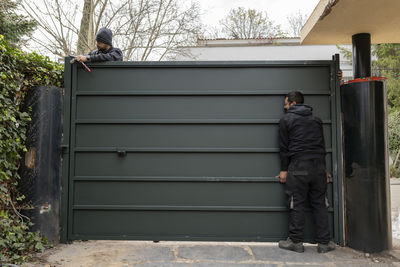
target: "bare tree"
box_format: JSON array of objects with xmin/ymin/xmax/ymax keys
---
[
  {"xmin": 220, "ymin": 7, "xmax": 284, "ymax": 39},
  {"xmin": 21, "ymin": 0, "xmax": 201, "ymax": 61},
  {"xmin": 286, "ymin": 11, "xmax": 308, "ymax": 37},
  {"xmin": 112, "ymin": 0, "xmax": 201, "ymax": 61},
  {"xmin": 21, "ymin": 0, "xmax": 81, "ymax": 58},
  {"xmin": 76, "ymin": 0, "xmax": 94, "ymax": 54},
  {"xmin": 199, "ymin": 26, "xmax": 222, "ymax": 40}
]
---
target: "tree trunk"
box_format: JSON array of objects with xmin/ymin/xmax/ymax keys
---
[{"xmin": 77, "ymin": 0, "xmax": 94, "ymax": 54}]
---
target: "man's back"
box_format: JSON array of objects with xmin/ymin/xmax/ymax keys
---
[
  {"xmin": 279, "ymin": 104, "xmax": 325, "ymax": 167},
  {"xmin": 88, "ymin": 47, "xmax": 123, "ymax": 62}
]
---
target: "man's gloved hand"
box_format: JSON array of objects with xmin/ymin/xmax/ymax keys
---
[
  {"xmin": 76, "ymin": 55, "xmax": 88, "ymax": 62},
  {"xmin": 276, "ymin": 171, "xmax": 288, "ymax": 184}
]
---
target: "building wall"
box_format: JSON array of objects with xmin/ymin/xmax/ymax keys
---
[{"xmin": 177, "ymin": 40, "xmax": 353, "ymax": 80}]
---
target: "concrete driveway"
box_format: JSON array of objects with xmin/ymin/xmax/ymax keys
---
[{"xmin": 23, "ymin": 240, "xmax": 400, "ymax": 267}]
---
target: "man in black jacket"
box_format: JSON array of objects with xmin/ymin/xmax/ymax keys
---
[
  {"xmin": 276, "ymin": 91, "xmax": 335, "ymax": 253},
  {"xmin": 76, "ymin": 27, "xmax": 123, "ymax": 62}
]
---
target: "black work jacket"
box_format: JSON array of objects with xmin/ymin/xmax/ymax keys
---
[
  {"xmin": 88, "ymin": 47, "xmax": 123, "ymax": 62},
  {"xmin": 279, "ymin": 104, "xmax": 326, "ymax": 171}
]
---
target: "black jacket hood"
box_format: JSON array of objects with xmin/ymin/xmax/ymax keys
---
[{"xmin": 287, "ymin": 104, "xmax": 313, "ymax": 116}]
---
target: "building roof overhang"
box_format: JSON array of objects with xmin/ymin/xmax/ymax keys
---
[{"xmin": 301, "ymin": 0, "xmax": 400, "ymax": 44}]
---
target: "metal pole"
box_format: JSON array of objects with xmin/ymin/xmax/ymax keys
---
[{"xmin": 352, "ymin": 33, "xmax": 371, "ymax": 79}]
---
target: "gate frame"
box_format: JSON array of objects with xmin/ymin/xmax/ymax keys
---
[{"xmin": 60, "ymin": 56, "xmax": 344, "ymax": 245}]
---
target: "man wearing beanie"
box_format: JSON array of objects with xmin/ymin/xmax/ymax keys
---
[{"xmin": 76, "ymin": 27, "xmax": 123, "ymax": 62}]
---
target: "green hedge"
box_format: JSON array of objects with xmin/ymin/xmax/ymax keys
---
[
  {"xmin": 0, "ymin": 35, "xmax": 63, "ymax": 264},
  {"xmin": 389, "ymin": 109, "xmax": 400, "ymax": 177}
]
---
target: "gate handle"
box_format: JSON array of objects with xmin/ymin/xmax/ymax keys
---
[{"xmin": 116, "ymin": 149, "xmax": 127, "ymax": 157}]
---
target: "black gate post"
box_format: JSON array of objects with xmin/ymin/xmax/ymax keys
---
[
  {"xmin": 341, "ymin": 33, "xmax": 391, "ymax": 252},
  {"xmin": 352, "ymin": 33, "xmax": 371, "ymax": 79},
  {"xmin": 20, "ymin": 86, "xmax": 63, "ymax": 244}
]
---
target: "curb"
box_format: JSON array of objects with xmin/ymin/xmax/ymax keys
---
[{"xmin": 391, "ymin": 179, "xmax": 400, "ymax": 185}]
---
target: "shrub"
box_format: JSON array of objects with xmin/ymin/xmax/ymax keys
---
[
  {"xmin": 389, "ymin": 109, "xmax": 400, "ymax": 177},
  {"xmin": 0, "ymin": 35, "xmax": 63, "ymax": 264}
]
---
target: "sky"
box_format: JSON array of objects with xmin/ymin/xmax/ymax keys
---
[
  {"xmin": 197, "ymin": 0, "xmax": 320, "ymax": 33},
  {"xmin": 23, "ymin": 0, "xmax": 322, "ymax": 60}
]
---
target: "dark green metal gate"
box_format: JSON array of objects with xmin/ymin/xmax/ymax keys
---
[{"xmin": 61, "ymin": 57, "xmax": 343, "ymax": 243}]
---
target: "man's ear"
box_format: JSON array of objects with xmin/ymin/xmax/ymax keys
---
[{"xmin": 291, "ymin": 101, "xmax": 297, "ymax": 106}]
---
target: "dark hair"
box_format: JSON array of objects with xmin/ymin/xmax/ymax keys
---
[{"xmin": 286, "ymin": 91, "xmax": 304, "ymax": 104}]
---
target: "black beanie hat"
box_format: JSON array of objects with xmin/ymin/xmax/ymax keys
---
[{"xmin": 96, "ymin": 27, "xmax": 112, "ymax": 46}]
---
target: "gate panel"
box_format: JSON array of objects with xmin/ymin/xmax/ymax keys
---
[
  {"xmin": 73, "ymin": 182, "xmax": 287, "ymax": 206},
  {"xmin": 76, "ymin": 66, "xmax": 330, "ymax": 92},
  {"xmin": 72, "ymin": 211, "xmax": 334, "ymax": 241},
  {"xmin": 74, "ymin": 153, "xmax": 281, "ymax": 176},
  {"xmin": 75, "ymin": 124, "xmax": 332, "ymax": 149},
  {"xmin": 75, "ymin": 95, "xmax": 332, "ymax": 120},
  {"xmin": 62, "ymin": 60, "xmax": 342, "ymax": 242}
]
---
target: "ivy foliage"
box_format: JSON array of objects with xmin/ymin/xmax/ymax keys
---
[
  {"xmin": 0, "ymin": 35, "xmax": 63, "ymax": 264},
  {"xmin": 389, "ymin": 110, "xmax": 400, "ymax": 177},
  {"xmin": 373, "ymin": 44, "xmax": 400, "ymax": 109},
  {"xmin": 373, "ymin": 44, "xmax": 400, "ymax": 176}
]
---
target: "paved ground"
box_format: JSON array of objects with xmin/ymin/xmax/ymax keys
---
[
  {"xmin": 391, "ymin": 179, "xmax": 400, "ymax": 213},
  {"xmin": 23, "ymin": 240, "xmax": 400, "ymax": 267},
  {"xmin": 19, "ymin": 179, "xmax": 400, "ymax": 267},
  {"xmin": 391, "ymin": 180, "xmax": 400, "ymax": 240}
]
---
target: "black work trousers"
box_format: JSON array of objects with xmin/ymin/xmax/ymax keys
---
[{"xmin": 285, "ymin": 158, "xmax": 330, "ymax": 244}]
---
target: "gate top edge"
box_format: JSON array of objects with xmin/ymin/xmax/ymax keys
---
[{"xmin": 63, "ymin": 58, "xmax": 336, "ymax": 68}]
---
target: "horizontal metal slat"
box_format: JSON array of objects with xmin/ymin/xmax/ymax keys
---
[
  {"xmin": 73, "ymin": 147, "xmax": 333, "ymax": 153},
  {"xmin": 74, "ymin": 147, "xmax": 279, "ymax": 153},
  {"xmin": 75, "ymin": 119, "xmax": 333, "ymax": 124},
  {"xmin": 68, "ymin": 234, "xmax": 292, "ymax": 242},
  {"xmin": 73, "ymin": 176, "xmax": 282, "ymax": 182},
  {"xmin": 72, "ymin": 205, "xmax": 287, "ymax": 211},
  {"xmin": 72, "ymin": 176, "xmax": 335, "ymax": 184},
  {"xmin": 72, "ymin": 205, "xmax": 335, "ymax": 212},
  {"xmin": 75, "ymin": 90, "xmax": 332, "ymax": 96},
  {"xmin": 79, "ymin": 60, "xmax": 334, "ymax": 68}
]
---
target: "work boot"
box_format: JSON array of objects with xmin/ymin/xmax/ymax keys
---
[
  {"xmin": 317, "ymin": 241, "xmax": 335, "ymax": 253},
  {"xmin": 278, "ymin": 237, "xmax": 304, "ymax": 253}
]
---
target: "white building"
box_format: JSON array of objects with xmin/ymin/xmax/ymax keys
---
[{"xmin": 177, "ymin": 38, "xmax": 353, "ymax": 81}]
